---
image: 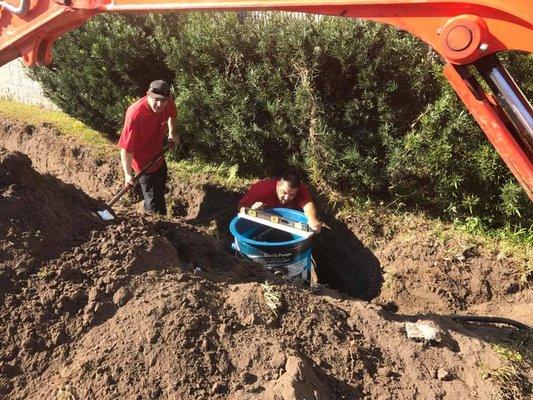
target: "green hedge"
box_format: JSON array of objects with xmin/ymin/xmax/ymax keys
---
[
  {"xmin": 30, "ymin": 12, "xmax": 532, "ymax": 228},
  {"xmin": 28, "ymin": 15, "xmax": 174, "ymax": 135}
]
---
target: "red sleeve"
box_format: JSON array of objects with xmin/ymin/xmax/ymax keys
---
[
  {"xmin": 118, "ymin": 108, "xmax": 139, "ymax": 152},
  {"xmin": 295, "ymin": 184, "xmax": 313, "ymax": 209},
  {"xmin": 238, "ymin": 181, "xmax": 261, "ymax": 207}
]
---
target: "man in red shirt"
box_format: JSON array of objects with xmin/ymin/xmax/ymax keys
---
[
  {"xmin": 238, "ymin": 168, "xmax": 322, "ymax": 232},
  {"xmin": 118, "ymin": 80, "xmax": 178, "ymax": 215}
]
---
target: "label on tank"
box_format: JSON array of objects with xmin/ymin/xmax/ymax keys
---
[{"xmin": 285, "ymin": 259, "xmax": 309, "ymax": 279}]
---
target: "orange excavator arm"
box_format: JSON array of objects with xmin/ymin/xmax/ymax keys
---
[{"xmin": 1, "ymin": 0, "xmax": 532, "ymax": 198}]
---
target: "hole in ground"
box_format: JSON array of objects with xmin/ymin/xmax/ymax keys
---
[{"xmin": 313, "ymin": 230, "xmax": 383, "ymax": 301}]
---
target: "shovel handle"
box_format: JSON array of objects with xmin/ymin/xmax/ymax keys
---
[
  {"xmin": 106, "ymin": 145, "xmax": 169, "ymax": 208},
  {"xmin": 107, "ymin": 183, "xmax": 133, "ymax": 208}
]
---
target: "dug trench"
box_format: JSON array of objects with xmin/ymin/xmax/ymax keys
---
[{"xmin": 1, "ymin": 117, "xmax": 531, "ymax": 399}]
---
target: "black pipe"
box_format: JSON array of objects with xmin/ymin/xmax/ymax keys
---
[
  {"xmin": 451, "ymin": 315, "xmax": 531, "ymax": 331},
  {"xmin": 475, "ymin": 55, "xmax": 533, "ymax": 160}
]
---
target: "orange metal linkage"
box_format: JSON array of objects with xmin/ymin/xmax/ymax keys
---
[{"xmin": 0, "ymin": 0, "xmax": 532, "ymax": 197}]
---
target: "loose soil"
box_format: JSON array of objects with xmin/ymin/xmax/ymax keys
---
[{"xmin": 1, "ymin": 117, "xmax": 531, "ymax": 399}]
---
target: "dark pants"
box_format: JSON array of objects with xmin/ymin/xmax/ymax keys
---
[{"xmin": 139, "ymin": 163, "xmax": 168, "ymax": 215}]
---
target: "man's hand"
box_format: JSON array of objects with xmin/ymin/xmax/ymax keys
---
[
  {"xmin": 124, "ymin": 173, "xmax": 134, "ymax": 187},
  {"xmin": 251, "ymin": 202, "xmax": 266, "ymax": 210},
  {"xmin": 167, "ymin": 135, "xmax": 179, "ymax": 149},
  {"xmin": 308, "ymin": 218, "xmax": 322, "ymax": 233}
]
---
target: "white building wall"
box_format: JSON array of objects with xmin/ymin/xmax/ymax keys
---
[{"xmin": 0, "ymin": 58, "xmax": 58, "ymax": 109}]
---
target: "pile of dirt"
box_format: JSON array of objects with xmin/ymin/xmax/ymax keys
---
[
  {"xmin": 0, "ymin": 147, "xmax": 265, "ymax": 397},
  {"xmin": 0, "ymin": 119, "xmax": 120, "ymax": 200},
  {"xmin": 374, "ymin": 222, "xmax": 529, "ymax": 314},
  {"xmin": 334, "ymin": 211, "xmax": 532, "ymax": 319},
  {"xmin": 0, "ymin": 149, "xmax": 103, "ymax": 280},
  {"xmin": 1, "ymin": 117, "xmax": 532, "ymax": 399}
]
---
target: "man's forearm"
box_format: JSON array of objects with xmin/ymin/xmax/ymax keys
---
[
  {"xmin": 120, "ymin": 148, "xmax": 133, "ymax": 178},
  {"xmin": 167, "ymin": 117, "xmax": 177, "ymax": 139},
  {"xmin": 303, "ymin": 202, "xmax": 319, "ymax": 221},
  {"xmin": 303, "ymin": 202, "xmax": 321, "ymax": 232}
]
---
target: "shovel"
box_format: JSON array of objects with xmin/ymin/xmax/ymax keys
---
[{"xmin": 97, "ymin": 145, "xmax": 168, "ymax": 220}]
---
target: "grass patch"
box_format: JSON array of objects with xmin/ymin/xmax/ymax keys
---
[
  {"xmin": 260, "ymin": 281, "xmax": 283, "ymax": 317},
  {"xmin": 382, "ymin": 269, "xmax": 400, "ymax": 292},
  {"xmin": 481, "ymin": 331, "xmax": 532, "ymax": 400},
  {"xmin": 0, "ymin": 99, "xmax": 113, "ymax": 156},
  {"xmin": 454, "ymin": 218, "xmax": 532, "ymax": 285},
  {"xmin": 167, "ymin": 156, "xmax": 251, "ymax": 190},
  {"xmin": 455, "ymin": 216, "xmax": 533, "ymax": 246}
]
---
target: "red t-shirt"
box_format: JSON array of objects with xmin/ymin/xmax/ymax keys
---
[
  {"xmin": 238, "ymin": 179, "xmax": 312, "ymax": 210},
  {"xmin": 118, "ymin": 95, "xmax": 177, "ymax": 173}
]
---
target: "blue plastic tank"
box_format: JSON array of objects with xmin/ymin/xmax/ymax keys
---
[{"xmin": 229, "ymin": 208, "xmax": 313, "ymax": 279}]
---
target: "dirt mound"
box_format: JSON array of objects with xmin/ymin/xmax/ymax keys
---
[
  {"xmin": 0, "ymin": 149, "xmax": 104, "ymax": 281},
  {"xmin": 367, "ymin": 217, "xmax": 531, "ymax": 317},
  {"xmin": 0, "ymin": 118, "xmax": 120, "ymax": 199},
  {"xmin": 0, "ymin": 146, "xmax": 511, "ymax": 400},
  {"xmin": 1, "ymin": 118, "xmax": 532, "ymax": 399},
  {"xmin": 0, "ymin": 147, "xmax": 272, "ymax": 398}
]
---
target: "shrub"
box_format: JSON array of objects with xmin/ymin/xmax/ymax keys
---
[
  {"xmin": 28, "ymin": 14, "xmax": 173, "ymax": 136},
  {"xmin": 386, "ymin": 53, "xmax": 532, "ymax": 227},
  {"xmin": 151, "ymin": 13, "xmax": 439, "ymax": 185}
]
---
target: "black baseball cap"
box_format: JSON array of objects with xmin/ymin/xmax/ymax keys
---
[{"xmin": 148, "ymin": 80, "xmax": 171, "ymax": 99}]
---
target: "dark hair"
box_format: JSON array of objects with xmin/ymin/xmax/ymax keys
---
[{"xmin": 280, "ymin": 167, "xmax": 302, "ymax": 189}]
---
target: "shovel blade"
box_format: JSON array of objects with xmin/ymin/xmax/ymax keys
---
[{"xmin": 97, "ymin": 209, "xmax": 115, "ymax": 221}]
